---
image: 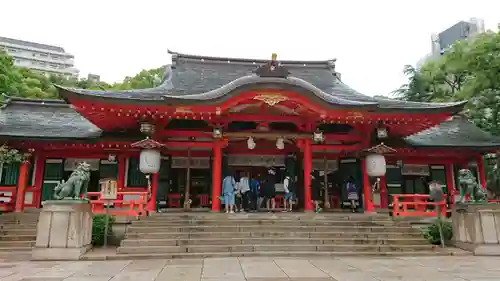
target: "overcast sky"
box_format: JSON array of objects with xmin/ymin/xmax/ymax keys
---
[{"xmin": 1, "ymin": 0, "xmax": 499, "ymax": 96}]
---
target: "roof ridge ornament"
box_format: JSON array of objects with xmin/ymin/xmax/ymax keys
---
[{"xmin": 255, "ymin": 53, "xmax": 290, "ymax": 78}]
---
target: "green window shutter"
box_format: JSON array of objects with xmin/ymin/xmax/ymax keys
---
[
  {"xmin": 430, "ymin": 165, "xmax": 447, "ymax": 194},
  {"xmin": 1, "ymin": 163, "xmax": 20, "ymax": 186},
  {"xmin": 126, "ymin": 158, "xmax": 147, "ymax": 188},
  {"xmin": 44, "ymin": 161, "xmax": 64, "ymax": 180},
  {"xmin": 41, "ymin": 160, "xmax": 64, "ymax": 202},
  {"xmin": 99, "ymin": 161, "xmax": 118, "ymax": 180}
]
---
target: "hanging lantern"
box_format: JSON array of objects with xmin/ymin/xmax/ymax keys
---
[
  {"xmin": 365, "ymin": 154, "xmax": 386, "ymax": 177},
  {"xmin": 313, "ymin": 130, "xmax": 324, "ymax": 143},
  {"xmin": 247, "ymin": 137, "xmax": 256, "ymax": 150},
  {"xmin": 139, "ymin": 149, "xmax": 161, "ymax": 174},
  {"xmin": 276, "ymin": 137, "xmax": 285, "ymax": 150}
]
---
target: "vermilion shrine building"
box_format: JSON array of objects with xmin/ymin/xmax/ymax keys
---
[{"xmin": 1, "ymin": 51, "xmax": 500, "ymax": 213}]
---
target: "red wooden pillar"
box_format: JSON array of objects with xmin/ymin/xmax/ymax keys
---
[
  {"xmin": 211, "ymin": 141, "xmax": 222, "ymax": 212},
  {"xmin": 361, "ymin": 158, "xmax": 374, "ymax": 212},
  {"xmin": 146, "ymin": 172, "xmax": 159, "ymax": 212},
  {"xmin": 379, "ymin": 176, "xmax": 388, "ymax": 208},
  {"xmin": 303, "ymin": 139, "xmax": 313, "ymax": 211},
  {"xmin": 33, "ymin": 155, "xmax": 46, "ymax": 208},
  {"xmin": 15, "ymin": 161, "xmax": 30, "ymax": 212},
  {"xmin": 476, "ymin": 155, "xmax": 487, "ymax": 189},
  {"xmin": 116, "ymin": 155, "xmax": 127, "ymax": 201},
  {"xmin": 445, "ymin": 163, "xmax": 456, "ymax": 207}
]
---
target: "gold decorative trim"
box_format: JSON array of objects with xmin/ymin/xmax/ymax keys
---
[
  {"xmin": 253, "ymin": 94, "xmax": 288, "ymax": 106},
  {"xmin": 175, "ymin": 107, "xmax": 193, "ymax": 114}
]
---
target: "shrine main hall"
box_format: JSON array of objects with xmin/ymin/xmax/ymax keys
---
[{"xmin": 1, "ymin": 51, "xmax": 500, "ymax": 213}]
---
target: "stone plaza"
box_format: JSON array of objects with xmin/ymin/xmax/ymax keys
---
[{"xmin": 0, "ymin": 256, "xmax": 498, "ymax": 281}]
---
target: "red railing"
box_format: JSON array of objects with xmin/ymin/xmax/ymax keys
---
[
  {"xmin": 391, "ymin": 194, "xmax": 447, "ymax": 217},
  {"xmin": 87, "ymin": 191, "xmax": 148, "ymax": 217},
  {"xmin": 0, "ymin": 192, "xmax": 15, "ymax": 212}
]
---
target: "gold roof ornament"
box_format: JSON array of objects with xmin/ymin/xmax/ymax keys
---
[
  {"xmin": 254, "ymin": 94, "xmax": 288, "ymax": 106},
  {"xmin": 271, "ymin": 53, "xmax": 278, "ymax": 61}
]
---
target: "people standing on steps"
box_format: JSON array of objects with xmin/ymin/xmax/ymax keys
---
[
  {"xmin": 249, "ymin": 175, "xmax": 260, "ymax": 212},
  {"xmin": 311, "ymin": 171, "xmax": 322, "ymax": 213},
  {"xmin": 346, "ymin": 176, "xmax": 359, "ymax": 213},
  {"xmin": 222, "ymin": 171, "xmax": 236, "ymax": 213},
  {"xmin": 262, "ymin": 168, "xmax": 277, "ymax": 212},
  {"xmin": 238, "ymin": 172, "xmax": 251, "ymax": 212},
  {"xmin": 283, "ymin": 175, "xmax": 295, "ymax": 212}
]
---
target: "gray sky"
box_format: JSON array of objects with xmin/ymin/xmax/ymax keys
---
[{"xmin": 1, "ymin": 0, "xmax": 499, "ymax": 96}]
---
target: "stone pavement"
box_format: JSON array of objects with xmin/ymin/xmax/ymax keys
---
[{"xmin": 0, "ymin": 256, "xmax": 498, "ymax": 281}]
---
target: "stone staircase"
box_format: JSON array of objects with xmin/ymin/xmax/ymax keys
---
[
  {"xmin": 114, "ymin": 212, "xmax": 448, "ymax": 259},
  {"xmin": 0, "ymin": 210, "xmax": 39, "ymax": 261}
]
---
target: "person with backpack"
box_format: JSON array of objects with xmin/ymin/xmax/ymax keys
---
[{"xmin": 283, "ymin": 175, "xmax": 295, "ymax": 212}]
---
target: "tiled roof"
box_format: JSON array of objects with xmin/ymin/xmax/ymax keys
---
[
  {"xmin": 405, "ymin": 115, "xmax": 500, "ymax": 148},
  {"xmin": 0, "ymin": 97, "xmax": 101, "ymax": 139},
  {"xmin": 56, "ymin": 51, "xmax": 466, "ymax": 113}
]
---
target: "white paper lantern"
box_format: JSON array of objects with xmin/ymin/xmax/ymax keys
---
[
  {"xmin": 365, "ymin": 154, "xmax": 386, "ymax": 177},
  {"xmin": 139, "ymin": 149, "xmax": 161, "ymax": 174}
]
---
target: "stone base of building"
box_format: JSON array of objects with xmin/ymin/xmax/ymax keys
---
[
  {"xmin": 452, "ymin": 203, "xmax": 500, "ymax": 256},
  {"xmin": 32, "ymin": 200, "xmax": 93, "ymax": 261}
]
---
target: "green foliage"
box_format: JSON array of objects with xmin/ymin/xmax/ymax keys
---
[
  {"xmin": 0, "ymin": 145, "xmax": 31, "ymax": 164},
  {"xmin": 1, "ymin": 50, "xmax": 165, "ymax": 99},
  {"xmin": 92, "ymin": 214, "xmax": 115, "ymax": 246},
  {"xmin": 422, "ymin": 218, "xmax": 453, "ymax": 245},
  {"xmin": 395, "ymin": 30, "xmax": 500, "ymax": 196}
]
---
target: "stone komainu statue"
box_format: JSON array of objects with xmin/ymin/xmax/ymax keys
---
[
  {"xmin": 53, "ymin": 162, "xmax": 91, "ymax": 200},
  {"xmin": 457, "ymin": 168, "xmax": 487, "ymax": 203}
]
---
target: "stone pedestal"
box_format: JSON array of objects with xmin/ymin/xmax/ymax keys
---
[
  {"xmin": 452, "ymin": 203, "xmax": 500, "ymax": 255},
  {"xmin": 32, "ymin": 200, "xmax": 93, "ymax": 260}
]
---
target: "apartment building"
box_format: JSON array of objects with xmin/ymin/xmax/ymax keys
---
[{"xmin": 0, "ymin": 36, "xmax": 79, "ymax": 77}]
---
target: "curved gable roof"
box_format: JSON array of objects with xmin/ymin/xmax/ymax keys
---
[{"xmin": 56, "ymin": 51, "xmax": 466, "ymax": 113}]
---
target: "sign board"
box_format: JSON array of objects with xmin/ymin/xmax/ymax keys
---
[
  {"xmin": 64, "ymin": 158, "xmax": 100, "ymax": 171},
  {"xmin": 228, "ymin": 155, "xmax": 285, "ymax": 167},
  {"xmin": 100, "ymin": 179, "xmax": 118, "ymax": 200},
  {"xmin": 401, "ymin": 164, "xmax": 430, "ymax": 176}
]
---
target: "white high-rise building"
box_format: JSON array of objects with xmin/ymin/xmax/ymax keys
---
[{"xmin": 0, "ymin": 36, "xmax": 79, "ymax": 77}]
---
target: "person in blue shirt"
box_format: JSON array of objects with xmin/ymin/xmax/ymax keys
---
[
  {"xmin": 249, "ymin": 175, "xmax": 261, "ymax": 211},
  {"xmin": 222, "ymin": 171, "xmax": 236, "ymax": 213}
]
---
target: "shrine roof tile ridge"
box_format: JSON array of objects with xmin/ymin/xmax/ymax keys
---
[
  {"xmin": 168, "ymin": 50, "xmax": 337, "ymax": 68},
  {"xmin": 405, "ymin": 114, "xmax": 500, "ymax": 149},
  {"xmin": 54, "ymin": 51, "xmax": 466, "ymax": 113},
  {"xmin": 1, "ymin": 95, "xmax": 70, "ymax": 108}
]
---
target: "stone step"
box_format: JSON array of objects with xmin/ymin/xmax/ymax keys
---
[
  {"xmin": 0, "ymin": 234, "xmax": 36, "ymax": 241},
  {"xmin": 0, "ymin": 240, "xmax": 34, "ymax": 247},
  {"xmin": 143, "ymin": 213, "xmax": 394, "ymax": 221},
  {"xmin": 0, "ymin": 246, "xmax": 32, "ymax": 252},
  {"xmin": 85, "ymin": 250, "xmax": 459, "ymax": 261},
  {"xmin": 126, "ymin": 225, "xmax": 419, "ymax": 234},
  {"xmin": 117, "ymin": 244, "xmax": 436, "ymax": 254},
  {"xmin": 0, "ymin": 229, "xmax": 37, "ymax": 235},
  {"xmin": 125, "ymin": 231, "xmax": 424, "ymax": 240},
  {"xmin": 121, "ymin": 237, "xmax": 428, "ymax": 247},
  {"xmin": 130, "ymin": 219, "xmax": 402, "ymax": 227},
  {"xmin": 0, "ymin": 224, "xmax": 38, "ymax": 230}
]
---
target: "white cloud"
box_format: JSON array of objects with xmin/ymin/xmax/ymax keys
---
[{"xmin": 1, "ymin": 0, "xmax": 499, "ymax": 96}]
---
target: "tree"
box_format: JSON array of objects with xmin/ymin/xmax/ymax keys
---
[{"xmin": 395, "ymin": 30, "xmax": 500, "ymax": 197}]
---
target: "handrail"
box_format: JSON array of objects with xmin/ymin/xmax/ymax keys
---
[
  {"xmin": 87, "ymin": 191, "xmax": 148, "ymax": 217},
  {"xmin": 391, "ymin": 194, "xmax": 446, "ymax": 217}
]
